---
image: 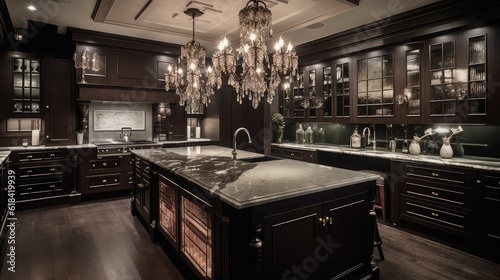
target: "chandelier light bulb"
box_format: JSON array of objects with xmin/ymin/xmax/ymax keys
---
[
  {"xmin": 287, "ymin": 42, "xmax": 293, "ymax": 52},
  {"xmin": 278, "ymin": 37, "xmax": 284, "ymax": 47},
  {"xmin": 178, "ymin": 68, "xmax": 183, "ymax": 75},
  {"xmin": 249, "ymin": 33, "xmax": 256, "ymax": 41},
  {"xmin": 190, "ymin": 63, "xmax": 195, "ymax": 70},
  {"xmin": 167, "ymin": 64, "xmax": 172, "ymax": 72}
]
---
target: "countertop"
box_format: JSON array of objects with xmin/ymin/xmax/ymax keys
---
[
  {"xmin": 273, "ymin": 143, "xmax": 500, "ymax": 172},
  {"xmin": 131, "ymin": 145, "xmax": 379, "ymax": 209},
  {"xmin": 0, "ymin": 150, "xmax": 10, "ymax": 166},
  {"xmin": 0, "ymin": 138, "xmax": 213, "ymax": 152}
]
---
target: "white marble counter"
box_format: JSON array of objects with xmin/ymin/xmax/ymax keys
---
[
  {"xmin": 273, "ymin": 143, "xmax": 500, "ymax": 172},
  {"xmin": 132, "ymin": 145, "xmax": 379, "ymax": 209}
]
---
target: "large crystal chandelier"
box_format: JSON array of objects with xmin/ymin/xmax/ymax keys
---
[
  {"xmin": 165, "ymin": 8, "xmax": 220, "ymax": 113},
  {"xmin": 212, "ymin": 0, "xmax": 298, "ymax": 109}
]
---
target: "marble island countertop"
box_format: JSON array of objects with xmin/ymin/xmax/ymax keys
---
[
  {"xmin": 131, "ymin": 145, "xmax": 379, "ymax": 209},
  {"xmin": 273, "ymin": 143, "xmax": 500, "ymax": 172}
]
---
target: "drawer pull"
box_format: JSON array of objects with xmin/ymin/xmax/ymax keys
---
[
  {"xmin": 50, "ymin": 184, "xmax": 55, "ymax": 188},
  {"xmin": 431, "ymin": 192, "xmax": 439, "ymax": 196},
  {"xmin": 102, "ymin": 179, "xmax": 108, "ymax": 183},
  {"xmin": 50, "ymin": 154, "xmax": 55, "ymax": 157},
  {"xmin": 431, "ymin": 212, "xmax": 439, "ymax": 217},
  {"xmin": 92, "ymin": 164, "xmax": 96, "ymax": 168},
  {"xmin": 27, "ymin": 187, "xmax": 32, "ymax": 191},
  {"xmin": 138, "ymin": 183, "xmax": 144, "ymax": 188},
  {"xmin": 50, "ymin": 168, "xmax": 55, "ymax": 172},
  {"xmin": 102, "ymin": 163, "xmax": 107, "ymax": 166},
  {"xmin": 27, "ymin": 155, "xmax": 33, "ymax": 159},
  {"xmin": 115, "ymin": 162, "xmax": 118, "ymax": 166},
  {"xmin": 114, "ymin": 179, "xmax": 118, "ymax": 182},
  {"xmin": 432, "ymin": 173, "xmax": 439, "ymax": 177},
  {"xmin": 291, "ymin": 153, "xmax": 295, "ymax": 156},
  {"xmin": 27, "ymin": 170, "xmax": 32, "ymax": 173},
  {"xmin": 476, "ymin": 180, "xmax": 481, "ymax": 184}
]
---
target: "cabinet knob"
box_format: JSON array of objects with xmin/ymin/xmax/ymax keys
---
[
  {"xmin": 50, "ymin": 184, "xmax": 55, "ymax": 188},
  {"xmin": 114, "ymin": 179, "xmax": 118, "ymax": 182},
  {"xmin": 477, "ymin": 180, "xmax": 481, "ymax": 184},
  {"xmin": 27, "ymin": 170, "xmax": 32, "ymax": 173},
  {"xmin": 46, "ymin": 135, "xmax": 50, "ymax": 139},
  {"xmin": 138, "ymin": 183, "xmax": 144, "ymax": 188},
  {"xmin": 432, "ymin": 173, "xmax": 439, "ymax": 177},
  {"xmin": 115, "ymin": 162, "xmax": 118, "ymax": 166},
  {"xmin": 46, "ymin": 105, "xmax": 49, "ymax": 109},
  {"xmin": 27, "ymin": 155, "xmax": 33, "ymax": 159},
  {"xmin": 291, "ymin": 153, "xmax": 295, "ymax": 156},
  {"xmin": 431, "ymin": 212, "xmax": 439, "ymax": 217},
  {"xmin": 102, "ymin": 179, "xmax": 107, "ymax": 183},
  {"xmin": 92, "ymin": 164, "xmax": 96, "ymax": 167},
  {"xmin": 50, "ymin": 154, "xmax": 55, "ymax": 157},
  {"xmin": 319, "ymin": 217, "xmax": 326, "ymax": 226},
  {"xmin": 50, "ymin": 168, "xmax": 55, "ymax": 172},
  {"xmin": 102, "ymin": 163, "xmax": 107, "ymax": 166}
]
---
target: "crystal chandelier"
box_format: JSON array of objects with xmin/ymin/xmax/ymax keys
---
[
  {"xmin": 165, "ymin": 8, "xmax": 220, "ymax": 113},
  {"xmin": 73, "ymin": 48, "xmax": 100, "ymax": 83},
  {"xmin": 212, "ymin": 0, "xmax": 298, "ymax": 109}
]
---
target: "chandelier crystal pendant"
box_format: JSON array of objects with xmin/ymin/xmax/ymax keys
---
[
  {"xmin": 212, "ymin": 0, "xmax": 298, "ymax": 109},
  {"xmin": 165, "ymin": 8, "xmax": 220, "ymax": 113}
]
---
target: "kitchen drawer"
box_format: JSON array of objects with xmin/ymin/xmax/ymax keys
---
[
  {"xmin": 480, "ymin": 174, "xmax": 500, "ymax": 193},
  {"xmin": 89, "ymin": 157, "xmax": 122, "ymax": 171},
  {"xmin": 18, "ymin": 180, "xmax": 64, "ymax": 196},
  {"xmin": 18, "ymin": 163, "xmax": 63, "ymax": 178},
  {"xmin": 270, "ymin": 146, "xmax": 278, "ymax": 156},
  {"xmin": 127, "ymin": 171, "xmax": 133, "ymax": 186},
  {"xmin": 17, "ymin": 151, "xmax": 43, "ymax": 161},
  {"xmin": 403, "ymin": 163, "xmax": 468, "ymax": 186},
  {"xmin": 400, "ymin": 198, "xmax": 473, "ymax": 235},
  {"xmin": 281, "ymin": 148, "xmax": 316, "ymax": 163},
  {"xmin": 43, "ymin": 150, "xmax": 64, "ymax": 160},
  {"xmin": 87, "ymin": 173, "xmax": 121, "ymax": 189},
  {"xmin": 401, "ymin": 178, "xmax": 473, "ymax": 209},
  {"xmin": 142, "ymin": 161, "xmax": 151, "ymax": 176},
  {"xmin": 97, "ymin": 147, "xmax": 125, "ymax": 155}
]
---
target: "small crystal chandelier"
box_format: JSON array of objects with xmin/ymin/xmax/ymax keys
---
[
  {"xmin": 212, "ymin": 0, "xmax": 298, "ymax": 109},
  {"xmin": 165, "ymin": 8, "xmax": 220, "ymax": 113},
  {"xmin": 73, "ymin": 48, "xmax": 100, "ymax": 83}
]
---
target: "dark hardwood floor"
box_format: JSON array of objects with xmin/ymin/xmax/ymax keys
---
[{"xmin": 1, "ymin": 197, "xmax": 499, "ymax": 280}]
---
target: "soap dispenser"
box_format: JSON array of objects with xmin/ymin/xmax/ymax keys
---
[{"xmin": 350, "ymin": 126, "xmax": 361, "ymax": 148}]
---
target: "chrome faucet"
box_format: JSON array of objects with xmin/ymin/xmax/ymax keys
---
[
  {"xmin": 362, "ymin": 125, "xmax": 376, "ymax": 151},
  {"xmin": 232, "ymin": 127, "xmax": 252, "ymax": 160}
]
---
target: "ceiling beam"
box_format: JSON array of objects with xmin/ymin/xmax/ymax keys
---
[
  {"xmin": 343, "ymin": 0, "xmax": 360, "ymax": 6},
  {"xmin": 92, "ymin": 0, "xmax": 115, "ymax": 23}
]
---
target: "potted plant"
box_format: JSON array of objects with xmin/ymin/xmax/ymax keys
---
[
  {"xmin": 271, "ymin": 113, "xmax": 285, "ymax": 144},
  {"xmin": 76, "ymin": 123, "xmax": 86, "ymax": 145}
]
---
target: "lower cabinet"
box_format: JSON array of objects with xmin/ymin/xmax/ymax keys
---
[
  {"xmin": 275, "ymin": 146, "xmax": 317, "ymax": 163},
  {"xmin": 263, "ymin": 191, "xmax": 371, "ymax": 280},
  {"xmin": 0, "ymin": 158, "xmax": 9, "ymax": 249},
  {"xmin": 10, "ymin": 149, "xmax": 73, "ymax": 209},
  {"xmin": 133, "ymin": 156, "xmax": 151, "ymax": 226},
  {"xmin": 476, "ymin": 171, "xmax": 500, "ymax": 262}
]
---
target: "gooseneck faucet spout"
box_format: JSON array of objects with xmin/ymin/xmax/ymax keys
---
[{"xmin": 232, "ymin": 127, "xmax": 252, "ymax": 160}]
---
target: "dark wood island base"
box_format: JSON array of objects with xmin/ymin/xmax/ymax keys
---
[{"xmin": 131, "ymin": 146, "xmax": 380, "ymax": 280}]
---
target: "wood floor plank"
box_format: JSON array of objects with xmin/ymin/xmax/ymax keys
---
[{"xmin": 1, "ymin": 197, "xmax": 499, "ymax": 280}]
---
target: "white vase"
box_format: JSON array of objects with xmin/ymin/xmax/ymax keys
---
[
  {"xmin": 76, "ymin": 133, "xmax": 84, "ymax": 145},
  {"xmin": 409, "ymin": 137, "xmax": 421, "ymax": 155},
  {"xmin": 440, "ymin": 137, "xmax": 453, "ymax": 158}
]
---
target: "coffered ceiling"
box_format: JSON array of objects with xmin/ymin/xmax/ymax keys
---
[{"xmin": 5, "ymin": 0, "xmax": 439, "ymax": 54}]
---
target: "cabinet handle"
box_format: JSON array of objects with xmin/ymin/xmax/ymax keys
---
[
  {"xmin": 50, "ymin": 184, "xmax": 55, "ymax": 188},
  {"xmin": 432, "ymin": 173, "xmax": 439, "ymax": 177},
  {"xmin": 50, "ymin": 168, "xmax": 55, "ymax": 172},
  {"xmin": 27, "ymin": 170, "xmax": 32, "ymax": 173},
  {"xmin": 309, "ymin": 154, "xmax": 313, "ymax": 158},
  {"xmin": 46, "ymin": 105, "xmax": 49, "ymax": 109},
  {"xmin": 27, "ymin": 155, "xmax": 33, "ymax": 159},
  {"xmin": 138, "ymin": 183, "xmax": 144, "ymax": 188},
  {"xmin": 114, "ymin": 179, "xmax": 118, "ymax": 182},
  {"xmin": 291, "ymin": 153, "xmax": 295, "ymax": 156},
  {"xmin": 319, "ymin": 217, "xmax": 326, "ymax": 226},
  {"xmin": 50, "ymin": 154, "xmax": 55, "ymax": 157},
  {"xmin": 102, "ymin": 179, "xmax": 107, "ymax": 183},
  {"xmin": 115, "ymin": 162, "xmax": 118, "ymax": 166},
  {"xmin": 102, "ymin": 163, "xmax": 107, "ymax": 166},
  {"xmin": 46, "ymin": 135, "xmax": 50, "ymax": 139},
  {"xmin": 431, "ymin": 191, "xmax": 439, "ymax": 196},
  {"xmin": 27, "ymin": 187, "xmax": 32, "ymax": 191},
  {"xmin": 477, "ymin": 180, "xmax": 481, "ymax": 184},
  {"xmin": 431, "ymin": 212, "xmax": 439, "ymax": 217},
  {"xmin": 92, "ymin": 164, "xmax": 96, "ymax": 168}
]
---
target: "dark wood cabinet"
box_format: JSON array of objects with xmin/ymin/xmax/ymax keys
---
[
  {"xmin": 43, "ymin": 59, "xmax": 76, "ymax": 146},
  {"xmin": 275, "ymin": 146, "xmax": 317, "ymax": 163},
  {"xmin": 263, "ymin": 191, "xmax": 371, "ymax": 280},
  {"xmin": 476, "ymin": 171, "xmax": 500, "ymax": 262},
  {"xmin": 158, "ymin": 171, "xmax": 179, "ymax": 249},
  {"xmin": 10, "ymin": 149, "xmax": 73, "ymax": 209},
  {"xmin": 0, "ymin": 157, "xmax": 9, "ymax": 244},
  {"xmin": 133, "ymin": 156, "xmax": 152, "ymax": 227},
  {"xmin": 397, "ymin": 161, "xmax": 474, "ymax": 237}
]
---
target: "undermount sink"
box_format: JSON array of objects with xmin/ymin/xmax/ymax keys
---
[{"xmin": 238, "ymin": 155, "xmax": 282, "ymax": 163}]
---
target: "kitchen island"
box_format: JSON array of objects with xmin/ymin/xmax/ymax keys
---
[{"xmin": 131, "ymin": 145, "xmax": 379, "ymax": 280}]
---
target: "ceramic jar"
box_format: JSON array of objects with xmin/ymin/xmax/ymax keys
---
[
  {"xmin": 305, "ymin": 126, "xmax": 313, "ymax": 144},
  {"xmin": 409, "ymin": 136, "xmax": 421, "ymax": 155},
  {"xmin": 440, "ymin": 137, "xmax": 453, "ymax": 158}
]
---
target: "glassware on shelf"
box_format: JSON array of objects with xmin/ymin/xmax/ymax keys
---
[
  {"xmin": 31, "ymin": 60, "xmax": 39, "ymax": 73},
  {"xmin": 14, "ymin": 102, "xmax": 22, "ymax": 112},
  {"xmin": 14, "ymin": 58, "xmax": 23, "ymax": 72}
]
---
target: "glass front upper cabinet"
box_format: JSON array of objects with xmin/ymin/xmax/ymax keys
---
[
  {"xmin": 335, "ymin": 62, "xmax": 350, "ymax": 118},
  {"xmin": 468, "ymin": 35, "xmax": 487, "ymax": 115},
  {"xmin": 405, "ymin": 49, "xmax": 421, "ymax": 116},
  {"xmin": 323, "ymin": 66, "xmax": 332, "ymax": 118},
  {"xmin": 308, "ymin": 69, "xmax": 317, "ymax": 119},
  {"xmin": 357, "ymin": 54, "xmax": 394, "ymax": 117},
  {"xmin": 292, "ymin": 71, "xmax": 304, "ymax": 118},
  {"xmin": 12, "ymin": 57, "xmax": 40, "ymax": 114},
  {"xmin": 429, "ymin": 41, "xmax": 457, "ymax": 116}
]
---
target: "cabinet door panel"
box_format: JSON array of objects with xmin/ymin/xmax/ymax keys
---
[
  {"xmin": 326, "ymin": 193, "xmax": 371, "ymax": 279},
  {"xmin": 264, "ymin": 204, "xmax": 323, "ymax": 280}
]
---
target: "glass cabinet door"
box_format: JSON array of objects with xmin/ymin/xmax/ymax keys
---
[
  {"xmin": 357, "ymin": 54, "xmax": 394, "ymax": 117},
  {"xmin": 323, "ymin": 66, "xmax": 332, "ymax": 118},
  {"xmin": 468, "ymin": 35, "xmax": 487, "ymax": 115},
  {"xmin": 405, "ymin": 49, "xmax": 421, "ymax": 116},
  {"xmin": 308, "ymin": 69, "xmax": 317, "ymax": 119},
  {"xmin": 12, "ymin": 57, "xmax": 40, "ymax": 114},
  {"xmin": 429, "ymin": 41, "xmax": 457, "ymax": 116},
  {"xmin": 335, "ymin": 62, "xmax": 350, "ymax": 118},
  {"xmin": 293, "ymin": 71, "xmax": 304, "ymax": 118}
]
